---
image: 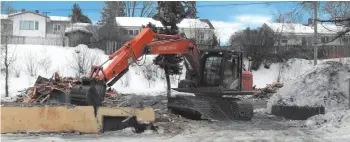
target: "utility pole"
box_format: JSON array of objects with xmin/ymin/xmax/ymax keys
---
[
  {"xmin": 313, "ymin": 1, "xmax": 318, "ymax": 65},
  {"xmin": 42, "ymin": 12, "xmax": 50, "ymax": 38}
]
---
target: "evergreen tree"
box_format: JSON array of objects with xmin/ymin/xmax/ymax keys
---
[
  {"xmin": 185, "ymin": 1, "xmax": 197, "ymax": 18},
  {"xmin": 99, "ymin": 1, "xmax": 125, "ymax": 25},
  {"xmin": 98, "ymin": 1, "xmax": 126, "ymax": 41},
  {"xmin": 69, "ymin": 3, "xmax": 92, "ymax": 23}
]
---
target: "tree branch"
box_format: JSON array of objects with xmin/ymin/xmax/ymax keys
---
[{"xmin": 316, "ymin": 18, "xmax": 350, "ymax": 23}]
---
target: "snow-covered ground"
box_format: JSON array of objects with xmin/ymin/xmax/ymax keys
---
[{"xmin": 1, "ymin": 44, "xmax": 350, "ymax": 141}]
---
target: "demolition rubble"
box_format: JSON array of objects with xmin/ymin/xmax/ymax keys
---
[{"xmin": 14, "ymin": 72, "xmax": 80, "ymax": 104}]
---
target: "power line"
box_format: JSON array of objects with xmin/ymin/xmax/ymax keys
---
[
  {"xmin": 197, "ymin": 1, "xmax": 297, "ymax": 7},
  {"xmin": 0, "ymin": 1, "xmax": 297, "ymax": 12}
]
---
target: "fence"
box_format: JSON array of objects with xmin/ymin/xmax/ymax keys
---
[
  {"xmin": 104, "ymin": 40, "xmax": 125, "ymax": 55},
  {"xmin": 1, "ymin": 35, "xmax": 68, "ymax": 47},
  {"xmin": 275, "ymin": 45, "xmax": 350, "ymax": 59}
]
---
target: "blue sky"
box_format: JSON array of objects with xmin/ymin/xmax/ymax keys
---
[{"xmin": 3, "ymin": 1, "xmax": 323, "ymax": 44}]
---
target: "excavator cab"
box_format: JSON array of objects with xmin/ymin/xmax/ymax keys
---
[
  {"xmin": 200, "ymin": 49, "xmax": 243, "ymax": 90},
  {"xmin": 169, "ymin": 49, "xmax": 254, "ymax": 121}
]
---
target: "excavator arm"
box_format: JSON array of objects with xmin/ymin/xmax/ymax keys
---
[
  {"xmin": 90, "ymin": 25, "xmax": 201, "ymax": 87},
  {"xmin": 70, "ymin": 24, "xmax": 201, "ymax": 106}
]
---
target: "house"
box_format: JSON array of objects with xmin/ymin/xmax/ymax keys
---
[
  {"xmin": 262, "ymin": 22, "xmax": 350, "ymax": 46},
  {"xmin": 1, "ymin": 9, "xmax": 71, "ymax": 46},
  {"xmin": 114, "ymin": 17, "xmax": 215, "ymax": 45},
  {"xmin": 1, "ymin": 9, "xmax": 71, "ymax": 38}
]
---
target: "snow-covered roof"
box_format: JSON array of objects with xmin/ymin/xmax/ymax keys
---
[
  {"xmin": 264, "ymin": 23, "xmax": 348, "ymax": 34},
  {"xmin": 8, "ymin": 11, "xmax": 49, "ymax": 18},
  {"xmin": 0, "ymin": 14, "xmax": 8, "ymax": 19},
  {"xmin": 65, "ymin": 23, "xmax": 92, "ymax": 34},
  {"xmin": 1, "ymin": 13, "xmax": 70, "ymax": 22},
  {"xmin": 115, "ymin": 17, "xmax": 211, "ymax": 29},
  {"xmin": 49, "ymin": 16, "xmax": 71, "ymax": 22}
]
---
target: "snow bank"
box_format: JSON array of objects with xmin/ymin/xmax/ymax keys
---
[
  {"xmin": 266, "ymin": 61, "xmax": 350, "ymax": 112},
  {"xmin": 252, "ymin": 58, "xmax": 314, "ymax": 88},
  {"xmin": 0, "ymin": 44, "xmax": 184, "ymax": 97},
  {"xmin": 252, "ymin": 58, "xmax": 350, "ymax": 88}
]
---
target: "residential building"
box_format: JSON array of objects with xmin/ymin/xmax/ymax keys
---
[
  {"xmin": 1, "ymin": 9, "xmax": 71, "ymax": 46},
  {"xmin": 114, "ymin": 17, "xmax": 215, "ymax": 44},
  {"xmin": 262, "ymin": 22, "xmax": 350, "ymax": 46},
  {"xmin": 1, "ymin": 9, "xmax": 71, "ymax": 38}
]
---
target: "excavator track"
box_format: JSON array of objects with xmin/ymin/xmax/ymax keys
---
[{"xmin": 167, "ymin": 94, "xmax": 253, "ymax": 121}]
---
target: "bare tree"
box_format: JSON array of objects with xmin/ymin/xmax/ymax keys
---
[
  {"xmin": 140, "ymin": 63, "xmax": 157, "ymax": 88},
  {"xmin": 124, "ymin": 1, "xmax": 157, "ymax": 17},
  {"xmin": 67, "ymin": 46, "xmax": 101, "ymax": 77},
  {"xmin": 23, "ymin": 51, "xmax": 39, "ymax": 77},
  {"xmin": 229, "ymin": 27, "xmax": 276, "ymax": 70},
  {"xmin": 39, "ymin": 57, "xmax": 52, "ymax": 75},
  {"xmin": 1, "ymin": 1, "xmax": 17, "ymax": 97},
  {"xmin": 11, "ymin": 61, "xmax": 21, "ymax": 78},
  {"xmin": 1, "ymin": 1, "xmax": 17, "ymax": 14},
  {"xmin": 323, "ymin": 2, "xmax": 350, "ymax": 20}
]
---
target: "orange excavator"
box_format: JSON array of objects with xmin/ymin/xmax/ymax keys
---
[{"xmin": 69, "ymin": 2, "xmax": 255, "ymax": 121}]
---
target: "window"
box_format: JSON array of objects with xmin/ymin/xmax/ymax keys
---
[
  {"xmin": 302, "ymin": 37, "xmax": 307, "ymax": 46},
  {"xmin": 198, "ymin": 32, "xmax": 205, "ymax": 40},
  {"xmin": 321, "ymin": 36, "xmax": 329, "ymax": 43},
  {"xmin": 128, "ymin": 30, "xmax": 134, "ymax": 35},
  {"xmin": 134, "ymin": 30, "xmax": 139, "ymax": 35},
  {"xmin": 53, "ymin": 24, "xmax": 61, "ymax": 32},
  {"xmin": 35, "ymin": 21, "xmax": 38, "ymax": 30},
  {"xmin": 20, "ymin": 20, "xmax": 38, "ymax": 30},
  {"xmin": 281, "ymin": 39, "xmax": 288, "ymax": 44},
  {"xmin": 307, "ymin": 37, "xmax": 312, "ymax": 46},
  {"xmin": 342, "ymin": 37, "xmax": 350, "ymax": 45}
]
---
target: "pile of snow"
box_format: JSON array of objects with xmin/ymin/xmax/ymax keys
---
[
  {"xmin": 306, "ymin": 110, "xmax": 350, "ymax": 129},
  {"xmin": 252, "ymin": 58, "xmax": 314, "ymax": 88},
  {"xmin": 267, "ymin": 61, "xmax": 350, "ymax": 112},
  {"xmin": 252, "ymin": 58, "xmax": 350, "ymax": 88},
  {"xmin": 0, "ymin": 44, "xmax": 184, "ymax": 97}
]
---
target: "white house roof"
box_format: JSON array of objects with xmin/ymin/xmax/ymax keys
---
[
  {"xmin": 265, "ymin": 22, "xmax": 348, "ymax": 34},
  {"xmin": 115, "ymin": 17, "xmax": 211, "ymax": 29},
  {"xmin": 0, "ymin": 14, "xmax": 8, "ymax": 19},
  {"xmin": 49, "ymin": 16, "xmax": 71, "ymax": 22},
  {"xmin": 1, "ymin": 13, "xmax": 70, "ymax": 22}
]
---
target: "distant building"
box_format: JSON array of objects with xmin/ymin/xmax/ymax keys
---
[
  {"xmin": 1, "ymin": 9, "xmax": 71, "ymax": 38},
  {"xmin": 114, "ymin": 17, "xmax": 215, "ymax": 46},
  {"xmin": 64, "ymin": 23, "xmax": 93, "ymax": 47},
  {"xmin": 262, "ymin": 21, "xmax": 350, "ymax": 46},
  {"xmin": 1, "ymin": 9, "xmax": 71, "ymax": 46}
]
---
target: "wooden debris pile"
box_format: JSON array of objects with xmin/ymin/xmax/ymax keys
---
[
  {"xmin": 254, "ymin": 82, "xmax": 284, "ymax": 98},
  {"xmin": 17, "ymin": 72, "xmax": 81, "ymax": 103}
]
